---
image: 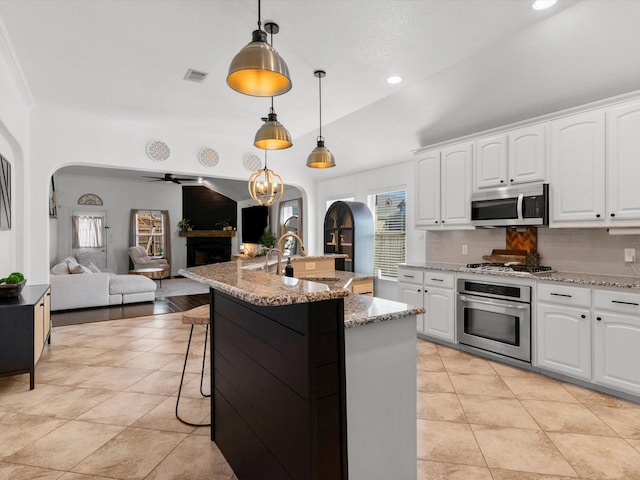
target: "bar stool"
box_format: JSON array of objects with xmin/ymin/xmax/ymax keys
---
[{"xmin": 176, "ymin": 304, "xmax": 211, "ymax": 427}]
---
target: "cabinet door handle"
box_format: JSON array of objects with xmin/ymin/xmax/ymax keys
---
[
  {"xmin": 442, "ymin": 220, "xmax": 445, "ymax": 224},
  {"xmin": 596, "ymin": 214, "xmax": 601, "ymax": 218},
  {"xmin": 550, "ymin": 293, "xmax": 572, "ymax": 298},
  {"xmin": 500, "ymin": 180, "xmax": 504, "ymax": 183},
  {"xmin": 611, "ymin": 300, "xmax": 639, "ymax": 306},
  {"xmin": 430, "ymin": 278, "xmax": 444, "ymax": 282},
  {"xmin": 597, "ymin": 316, "xmax": 602, "ymax": 321},
  {"xmin": 581, "ymin": 314, "xmax": 586, "ymax": 319},
  {"xmin": 611, "ymin": 213, "xmax": 616, "ymax": 217},
  {"xmin": 435, "ymin": 220, "xmax": 439, "ymax": 224},
  {"xmin": 402, "ymin": 274, "xmax": 415, "ymax": 279},
  {"xmin": 423, "ymin": 289, "xmax": 427, "ymax": 293}
]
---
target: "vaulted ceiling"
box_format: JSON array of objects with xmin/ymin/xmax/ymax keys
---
[{"xmin": 1, "ymin": 0, "xmax": 640, "ymax": 185}]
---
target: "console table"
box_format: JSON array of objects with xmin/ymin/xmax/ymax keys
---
[{"xmin": 0, "ymin": 284, "xmax": 51, "ymax": 389}]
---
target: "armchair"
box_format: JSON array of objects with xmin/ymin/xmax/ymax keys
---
[{"xmin": 128, "ymin": 246, "xmax": 170, "ymax": 278}]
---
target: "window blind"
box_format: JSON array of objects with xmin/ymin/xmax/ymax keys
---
[{"xmin": 372, "ymin": 191, "xmax": 406, "ymax": 278}]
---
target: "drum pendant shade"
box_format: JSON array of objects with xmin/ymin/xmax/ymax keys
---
[{"xmin": 227, "ymin": 30, "xmax": 292, "ymax": 97}]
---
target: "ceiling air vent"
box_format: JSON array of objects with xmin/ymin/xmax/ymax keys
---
[{"xmin": 184, "ymin": 69, "xmax": 208, "ymax": 83}]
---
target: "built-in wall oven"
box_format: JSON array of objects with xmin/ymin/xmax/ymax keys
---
[{"xmin": 456, "ymin": 278, "xmax": 531, "ymax": 363}]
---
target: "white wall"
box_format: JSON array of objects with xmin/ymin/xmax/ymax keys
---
[{"xmin": 0, "ymin": 31, "xmax": 30, "ymax": 278}]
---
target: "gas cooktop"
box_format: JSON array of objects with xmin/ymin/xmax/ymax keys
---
[{"xmin": 461, "ymin": 262, "xmax": 555, "ymax": 276}]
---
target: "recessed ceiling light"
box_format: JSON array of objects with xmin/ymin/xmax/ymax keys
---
[
  {"xmin": 386, "ymin": 75, "xmax": 403, "ymax": 85},
  {"xmin": 532, "ymin": 0, "xmax": 557, "ymax": 10}
]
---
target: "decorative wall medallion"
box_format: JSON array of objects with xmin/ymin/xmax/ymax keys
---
[
  {"xmin": 146, "ymin": 140, "xmax": 171, "ymax": 162},
  {"xmin": 243, "ymin": 154, "xmax": 262, "ymax": 172},
  {"xmin": 199, "ymin": 147, "xmax": 219, "ymax": 167},
  {"xmin": 78, "ymin": 193, "xmax": 104, "ymax": 206}
]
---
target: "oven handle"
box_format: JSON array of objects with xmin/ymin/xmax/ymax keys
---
[
  {"xmin": 517, "ymin": 193, "xmax": 524, "ymax": 221},
  {"xmin": 457, "ymin": 294, "xmax": 529, "ymax": 310}
]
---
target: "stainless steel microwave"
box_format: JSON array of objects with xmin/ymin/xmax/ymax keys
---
[{"xmin": 471, "ymin": 183, "xmax": 549, "ymax": 227}]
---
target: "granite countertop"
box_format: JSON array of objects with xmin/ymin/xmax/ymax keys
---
[
  {"xmin": 179, "ymin": 257, "xmax": 422, "ymax": 328},
  {"xmin": 400, "ymin": 262, "xmax": 640, "ymax": 290}
]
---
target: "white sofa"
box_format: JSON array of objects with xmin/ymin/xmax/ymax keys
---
[{"xmin": 50, "ymin": 257, "xmax": 156, "ymax": 311}]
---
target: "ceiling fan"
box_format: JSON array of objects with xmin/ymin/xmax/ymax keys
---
[{"xmin": 142, "ymin": 173, "xmax": 195, "ymax": 184}]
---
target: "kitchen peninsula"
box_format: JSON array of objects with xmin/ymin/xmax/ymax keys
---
[{"xmin": 179, "ymin": 257, "xmax": 422, "ymax": 480}]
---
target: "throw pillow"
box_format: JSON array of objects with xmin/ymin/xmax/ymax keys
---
[
  {"xmin": 87, "ymin": 262, "xmax": 101, "ymax": 273},
  {"xmin": 50, "ymin": 262, "xmax": 70, "ymax": 275},
  {"xmin": 67, "ymin": 259, "xmax": 92, "ymax": 274}
]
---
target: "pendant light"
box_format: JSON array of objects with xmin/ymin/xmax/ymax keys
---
[
  {"xmin": 227, "ymin": 2, "xmax": 292, "ymax": 97},
  {"xmin": 254, "ymin": 96, "xmax": 292, "ymax": 150},
  {"xmin": 307, "ymin": 70, "xmax": 335, "ymax": 168},
  {"xmin": 248, "ymin": 151, "xmax": 284, "ymax": 206}
]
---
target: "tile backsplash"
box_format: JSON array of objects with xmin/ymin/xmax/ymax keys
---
[{"xmin": 425, "ymin": 228, "xmax": 640, "ymax": 276}]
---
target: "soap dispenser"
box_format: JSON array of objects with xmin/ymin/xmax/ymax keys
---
[{"xmin": 285, "ymin": 257, "xmax": 294, "ymax": 277}]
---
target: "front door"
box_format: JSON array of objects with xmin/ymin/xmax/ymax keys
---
[{"xmin": 71, "ymin": 210, "xmax": 108, "ymax": 269}]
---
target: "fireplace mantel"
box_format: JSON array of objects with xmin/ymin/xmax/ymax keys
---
[{"xmin": 179, "ymin": 230, "xmax": 236, "ymax": 238}]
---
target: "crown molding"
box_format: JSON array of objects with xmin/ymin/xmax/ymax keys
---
[{"xmin": 0, "ymin": 13, "xmax": 35, "ymax": 109}]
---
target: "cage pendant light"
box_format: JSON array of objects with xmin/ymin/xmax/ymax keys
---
[
  {"xmin": 227, "ymin": 1, "xmax": 292, "ymax": 97},
  {"xmin": 248, "ymin": 151, "xmax": 284, "ymax": 206},
  {"xmin": 307, "ymin": 70, "xmax": 335, "ymax": 168},
  {"xmin": 254, "ymin": 97, "xmax": 293, "ymax": 150}
]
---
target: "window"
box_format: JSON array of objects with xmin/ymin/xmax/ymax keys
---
[
  {"xmin": 134, "ymin": 210, "xmax": 165, "ymax": 257},
  {"xmin": 72, "ymin": 215, "xmax": 104, "ymax": 248},
  {"xmin": 369, "ymin": 190, "xmax": 406, "ymax": 278}
]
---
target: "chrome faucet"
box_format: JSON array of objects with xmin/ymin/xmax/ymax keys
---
[
  {"xmin": 277, "ymin": 233, "xmax": 307, "ymax": 256},
  {"xmin": 265, "ymin": 248, "xmax": 284, "ymax": 275}
]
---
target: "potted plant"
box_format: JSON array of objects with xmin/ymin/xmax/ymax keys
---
[
  {"xmin": 259, "ymin": 226, "xmax": 277, "ymax": 256},
  {"xmin": 178, "ymin": 219, "xmax": 193, "ymax": 232}
]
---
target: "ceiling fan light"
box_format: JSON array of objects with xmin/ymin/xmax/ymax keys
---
[
  {"xmin": 227, "ymin": 29, "xmax": 292, "ymax": 97},
  {"xmin": 254, "ymin": 112, "xmax": 292, "ymax": 150},
  {"xmin": 306, "ymin": 139, "xmax": 335, "ymax": 168}
]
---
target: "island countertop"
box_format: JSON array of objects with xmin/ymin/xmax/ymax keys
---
[{"xmin": 178, "ymin": 258, "xmax": 423, "ymax": 328}]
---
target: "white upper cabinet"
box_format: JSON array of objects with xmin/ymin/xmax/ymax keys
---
[
  {"xmin": 607, "ymin": 100, "xmax": 640, "ymax": 223},
  {"xmin": 415, "ymin": 150, "xmax": 441, "ymax": 227},
  {"xmin": 550, "ymin": 110, "xmax": 606, "ymax": 224},
  {"xmin": 475, "ymin": 123, "xmax": 546, "ymax": 190},
  {"xmin": 415, "ymin": 142, "xmax": 473, "ymax": 229}
]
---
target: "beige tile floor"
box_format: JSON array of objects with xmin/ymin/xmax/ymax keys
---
[{"xmin": 1, "ymin": 313, "xmax": 640, "ymax": 479}]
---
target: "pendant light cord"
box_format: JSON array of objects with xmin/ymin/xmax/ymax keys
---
[
  {"xmin": 257, "ymin": 0, "xmax": 261, "ymax": 30},
  {"xmin": 318, "ymin": 74, "xmax": 323, "ymax": 140}
]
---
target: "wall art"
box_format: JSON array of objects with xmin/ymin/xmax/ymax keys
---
[{"xmin": 0, "ymin": 155, "xmax": 11, "ymax": 230}]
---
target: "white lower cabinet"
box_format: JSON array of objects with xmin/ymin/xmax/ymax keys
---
[
  {"xmin": 397, "ymin": 267, "xmax": 455, "ymax": 341},
  {"xmin": 397, "ymin": 267, "xmax": 424, "ymax": 332},
  {"xmin": 593, "ymin": 289, "xmax": 640, "ymax": 396},
  {"xmin": 536, "ymin": 303, "xmax": 591, "ymax": 380},
  {"xmin": 423, "ymin": 286, "xmax": 455, "ymax": 342}
]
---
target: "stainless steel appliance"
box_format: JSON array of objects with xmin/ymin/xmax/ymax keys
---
[
  {"xmin": 471, "ymin": 183, "xmax": 549, "ymax": 227},
  {"xmin": 456, "ymin": 278, "xmax": 531, "ymax": 363}
]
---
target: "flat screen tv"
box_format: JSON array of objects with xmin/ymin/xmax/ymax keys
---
[{"xmin": 242, "ymin": 206, "xmax": 269, "ymax": 243}]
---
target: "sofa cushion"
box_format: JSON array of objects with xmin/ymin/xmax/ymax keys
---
[
  {"xmin": 51, "ymin": 262, "xmax": 70, "ymax": 275},
  {"xmin": 109, "ymin": 274, "xmax": 157, "ymax": 295},
  {"xmin": 67, "ymin": 259, "xmax": 92, "ymax": 274}
]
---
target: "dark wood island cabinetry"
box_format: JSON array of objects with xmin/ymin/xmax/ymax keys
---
[{"xmin": 211, "ymin": 289, "xmax": 348, "ymax": 480}]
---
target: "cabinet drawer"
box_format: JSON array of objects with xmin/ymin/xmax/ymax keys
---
[
  {"xmin": 594, "ymin": 289, "xmax": 640, "ymax": 314},
  {"xmin": 397, "ymin": 268, "xmax": 423, "ymax": 285},
  {"xmin": 537, "ymin": 283, "xmax": 591, "ymax": 307},
  {"xmin": 424, "ymin": 271, "xmax": 454, "ymax": 289}
]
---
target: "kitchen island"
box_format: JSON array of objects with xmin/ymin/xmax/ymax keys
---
[{"xmin": 180, "ymin": 258, "xmax": 422, "ymax": 480}]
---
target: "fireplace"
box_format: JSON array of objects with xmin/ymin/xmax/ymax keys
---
[{"xmin": 186, "ymin": 237, "xmax": 231, "ymax": 267}]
